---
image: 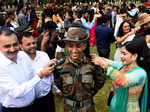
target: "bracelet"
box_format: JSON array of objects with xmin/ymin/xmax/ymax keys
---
[
  {"xmin": 106, "ymin": 66, "xmax": 114, "ymax": 76},
  {"xmin": 104, "ymin": 65, "xmax": 110, "ymax": 71}
]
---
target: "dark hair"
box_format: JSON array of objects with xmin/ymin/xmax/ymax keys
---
[
  {"xmin": 117, "ymin": 20, "xmax": 133, "ymax": 37},
  {"xmin": 87, "ymin": 9, "xmax": 94, "ymax": 22},
  {"xmin": 29, "ymin": 8, "xmax": 38, "ymax": 25},
  {"xmin": 120, "ymin": 8, "xmax": 127, "ymax": 14},
  {"xmin": 129, "ymin": 3, "xmax": 136, "ymax": 9},
  {"xmin": 145, "ymin": 8, "xmax": 150, "ymax": 14},
  {"xmin": 0, "ymin": 29, "xmax": 17, "ymax": 37},
  {"xmin": 7, "ymin": 10, "xmax": 15, "ymax": 17},
  {"xmin": 18, "ymin": 31, "xmax": 33, "ymax": 43},
  {"xmin": 44, "ymin": 21, "xmax": 57, "ymax": 30},
  {"xmin": 66, "ymin": 10, "xmax": 73, "ymax": 18},
  {"xmin": 73, "ymin": 10, "xmax": 82, "ymax": 18},
  {"xmin": 125, "ymin": 38, "xmax": 150, "ymax": 79},
  {"xmin": 97, "ymin": 14, "xmax": 108, "ymax": 25},
  {"xmin": 138, "ymin": 5, "xmax": 146, "ymax": 13}
]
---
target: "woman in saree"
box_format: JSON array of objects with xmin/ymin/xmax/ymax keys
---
[{"xmin": 92, "ymin": 38, "xmax": 149, "ymax": 112}]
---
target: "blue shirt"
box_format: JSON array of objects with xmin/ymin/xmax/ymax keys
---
[
  {"xmin": 81, "ymin": 18, "xmax": 95, "ymax": 34},
  {"xmin": 95, "ymin": 25, "xmax": 115, "ymax": 49}
]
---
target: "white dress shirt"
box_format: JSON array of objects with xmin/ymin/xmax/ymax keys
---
[
  {"xmin": 0, "ymin": 52, "xmax": 41, "ymax": 108},
  {"xmin": 18, "ymin": 51, "xmax": 60, "ymax": 98},
  {"xmin": 114, "ymin": 15, "xmax": 123, "ymax": 38}
]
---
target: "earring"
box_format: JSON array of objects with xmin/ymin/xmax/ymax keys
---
[{"xmin": 140, "ymin": 57, "xmax": 144, "ymax": 61}]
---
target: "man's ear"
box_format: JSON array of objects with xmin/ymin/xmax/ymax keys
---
[{"xmin": 19, "ymin": 44, "xmax": 23, "ymax": 50}]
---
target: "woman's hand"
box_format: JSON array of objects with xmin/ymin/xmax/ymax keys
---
[
  {"xmin": 91, "ymin": 54, "xmax": 108, "ymax": 68},
  {"xmin": 127, "ymin": 29, "xmax": 136, "ymax": 36}
]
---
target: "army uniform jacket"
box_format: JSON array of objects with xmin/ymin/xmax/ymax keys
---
[{"xmin": 54, "ymin": 57, "xmax": 105, "ymax": 111}]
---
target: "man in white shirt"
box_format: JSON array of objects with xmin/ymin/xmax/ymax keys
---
[
  {"xmin": 0, "ymin": 29, "xmax": 56, "ymax": 112},
  {"xmin": 19, "ymin": 32, "xmax": 62, "ymax": 112},
  {"xmin": 114, "ymin": 8, "xmax": 128, "ymax": 38}
]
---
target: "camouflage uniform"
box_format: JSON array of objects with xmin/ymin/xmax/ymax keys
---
[
  {"xmin": 54, "ymin": 27, "xmax": 106, "ymax": 112},
  {"xmin": 54, "ymin": 57, "xmax": 105, "ymax": 112}
]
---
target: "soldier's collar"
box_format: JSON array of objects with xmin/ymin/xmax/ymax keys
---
[{"xmin": 68, "ymin": 55, "xmax": 86, "ymax": 67}]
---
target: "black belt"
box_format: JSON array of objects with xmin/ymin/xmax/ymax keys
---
[{"xmin": 2, "ymin": 103, "xmax": 34, "ymax": 112}]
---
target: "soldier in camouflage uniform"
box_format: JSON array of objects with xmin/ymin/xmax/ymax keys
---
[{"xmin": 54, "ymin": 27, "xmax": 105, "ymax": 112}]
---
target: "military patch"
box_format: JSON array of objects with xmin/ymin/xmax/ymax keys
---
[
  {"xmin": 82, "ymin": 75, "xmax": 93, "ymax": 83},
  {"xmin": 63, "ymin": 76, "xmax": 73, "ymax": 84}
]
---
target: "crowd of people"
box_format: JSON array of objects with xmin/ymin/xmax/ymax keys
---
[{"xmin": 0, "ymin": 0, "xmax": 150, "ymax": 112}]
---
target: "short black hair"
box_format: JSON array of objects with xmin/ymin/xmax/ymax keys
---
[
  {"xmin": 97, "ymin": 14, "xmax": 108, "ymax": 25},
  {"xmin": 0, "ymin": 29, "xmax": 17, "ymax": 37},
  {"xmin": 44, "ymin": 21, "xmax": 57, "ymax": 30},
  {"xmin": 18, "ymin": 31, "xmax": 33, "ymax": 44},
  {"xmin": 120, "ymin": 8, "xmax": 127, "ymax": 14},
  {"xmin": 7, "ymin": 10, "xmax": 15, "ymax": 16},
  {"xmin": 73, "ymin": 10, "xmax": 82, "ymax": 18}
]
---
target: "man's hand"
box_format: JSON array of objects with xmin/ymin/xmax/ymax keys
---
[{"xmin": 38, "ymin": 59, "xmax": 57, "ymax": 78}]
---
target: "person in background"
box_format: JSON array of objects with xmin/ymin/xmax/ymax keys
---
[
  {"xmin": 104, "ymin": 5, "xmax": 112, "ymax": 28},
  {"xmin": 72, "ymin": 10, "xmax": 82, "ymax": 27},
  {"xmin": 19, "ymin": 32, "xmax": 62, "ymax": 112},
  {"xmin": 0, "ymin": 13, "xmax": 11, "ymax": 31},
  {"xmin": 135, "ymin": 13, "xmax": 150, "ymax": 38},
  {"xmin": 6, "ymin": 10, "xmax": 19, "ymax": 30},
  {"xmin": 114, "ymin": 20, "xmax": 135, "ymax": 61},
  {"xmin": 37, "ymin": 21, "xmax": 65, "ymax": 59},
  {"xmin": 95, "ymin": 15, "xmax": 115, "ymax": 58},
  {"xmin": 114, "ymin": 8, "xmax": 128, "ymax": 38},
  {"xmin": 80, "ymin": 9, "xmax": 99, "ymax": 58},
  {"xmin": 127, "ymin": 3, "xmax": 139, "ymax": 19},
  {"xmin": 16, "ymin": 6, "xmax": 29, "ymax": 33},
  {"xmin": 111, "ymin": 6, "xmax": 119, "ymax": 29},
  {"xmin": 55, "ymin": 13, "xmax": 65, "ymax": 59},
  {"xmin": 64, "ymin": 10, "xmax": 73, "ymax": 32},
  {"xmin": 86, "ymin": 9, "xmax": 97, "ymax": 46},
  {"xmin": 92, "ymin": 38, "xmax": 149, "ymax": 112}
]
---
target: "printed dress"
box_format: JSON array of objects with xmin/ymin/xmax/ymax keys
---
[{"xmin": 106, "ymin": 60, "xmax": 148, "ymax": 112}]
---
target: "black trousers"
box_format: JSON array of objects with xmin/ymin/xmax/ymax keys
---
[
  {"xmin": 97, "ymin": 48, "xmax": 110, "ymax": 58},
  {"xmin": 33, "ymin": 90, "xmax": 55, "ymax": 112}
]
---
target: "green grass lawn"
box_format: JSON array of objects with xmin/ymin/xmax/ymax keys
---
[{"xmin": 54, "ymin": 43, "xmax": 116, "ymax": 112}]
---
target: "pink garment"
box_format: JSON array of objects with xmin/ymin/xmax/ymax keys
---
[
  {"xmin": 89, "ymin": 21, "xmax": 97, "ymax": 46},
  {"xmin": 34, "ymin": 0, "xmax": 37, "ymax": 6}
]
